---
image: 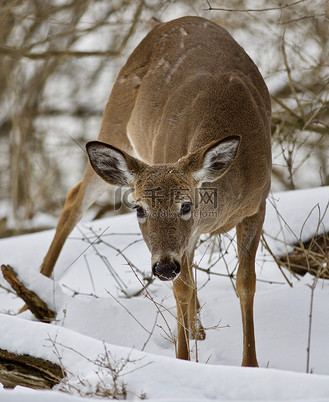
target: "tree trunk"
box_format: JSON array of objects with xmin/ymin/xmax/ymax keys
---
[{"xmin": 0, "ymin": 348, "xmax": 64, "ymax": 389}]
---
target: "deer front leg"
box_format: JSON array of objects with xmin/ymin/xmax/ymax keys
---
[
  {"xmin": 173, "ymin": 271, "xmax": 192, "ymax": 360},
  {"xmin": 173, "ymin": 250, "xmax": 205, "ymax": 359},
  {"xmin": 236, "ymin": 201, "xmax": 266, "ymax": 367},
  {"xmin": 189, "ymin": 287, "xmax": 206, "ymax": 341},
  {"xmin": 187, "ymin": 247, "xmax": 206, "ymax": 341}
]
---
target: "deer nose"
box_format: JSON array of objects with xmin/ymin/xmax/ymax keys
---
[{"xmin": 152, "ymin": 261, "xmax": 180, "ymax": 281}]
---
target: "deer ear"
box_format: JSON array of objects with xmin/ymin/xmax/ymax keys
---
[
  {"xmin": 192, "ymin": 136, "xmax": 240, "ymax": 184},
  {"xmin": 86, "ymin": 141, "xmax": 144, "ymax": 187}
]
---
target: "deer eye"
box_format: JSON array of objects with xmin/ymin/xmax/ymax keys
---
[
  {"xmin": 180, "ymin": 202, "xmax": 192, "ymax": 215},
  {"xmin": 133, "ymin": 205, "xmax": 146, "ymax": 218}
]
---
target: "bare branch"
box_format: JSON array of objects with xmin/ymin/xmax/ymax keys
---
[
  {"xmin": 0, "ymin": 46, "xmax": 120, "ymax": 59},
  {"xmin": 1, "ymin": 265, "xmax": 56, "ymax": 323},
  {"xmin": 205, "ymin": 0, "xmax": 307, "ymax": 13}
]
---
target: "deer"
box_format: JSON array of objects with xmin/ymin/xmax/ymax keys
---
[{"xmin": 36, "ymin": 16, "xmax": 272, "ymax": 366}]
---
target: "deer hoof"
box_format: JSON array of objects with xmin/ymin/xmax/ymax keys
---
[{"xmin": 191, "ymin": 318, "xmax": 206, "ymax": 340}]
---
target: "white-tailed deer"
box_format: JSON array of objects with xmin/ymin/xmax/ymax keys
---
[{"xmin": 38, "ymin": 16, "xmax": 271, "ymax": 366}]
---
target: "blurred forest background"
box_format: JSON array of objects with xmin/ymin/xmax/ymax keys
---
[{"xmin": 0, "ymin": 0, "xmax": 328, "ymax": 237}]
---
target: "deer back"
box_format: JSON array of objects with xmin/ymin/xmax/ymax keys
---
[{"xmin": 99, "ymin": 16, "xmax": 272, "ymax": 234}]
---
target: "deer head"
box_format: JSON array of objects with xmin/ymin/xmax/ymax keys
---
[{"xmin": 86, "ymin": 135, "xmax": 240, "ymax": 281}]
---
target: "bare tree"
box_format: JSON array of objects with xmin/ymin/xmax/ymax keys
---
[
  {"xmin": 206, "ymin": 0, "xmax": 329, "ymax": 190},
  {"xmin": 1, "ymin": 0, "xmax": 328, "ymax": 236},
  {"xmin": 0, "ymin": 0, "xmax": 151, "ymax": 233}
]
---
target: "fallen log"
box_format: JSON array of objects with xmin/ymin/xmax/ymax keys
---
[
  {"xmin": 1, "ymin": 265, "xmax": 56, "ymax": 322},
  {"xmin": 0, "ymin": 348, "xmax": 64, "ymax": 389},
  {"xmin": 278, "ymin": 232, "xmax": 329, "ymax": 279}
]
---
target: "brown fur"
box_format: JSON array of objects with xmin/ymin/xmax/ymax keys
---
[{"xmin": 39, "ymin": 17, "xmax": 271, "ymax": 366}]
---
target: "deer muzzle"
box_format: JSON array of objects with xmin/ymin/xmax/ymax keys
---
[{"xmin": 152, "ymin": 261, "xmax": 181, "ymax": 281}]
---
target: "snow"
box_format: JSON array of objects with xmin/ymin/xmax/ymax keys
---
[
  {"xmin": 264, "ymin": 187, "xmax": 329, "ymax": 255},
  {"xmin": 0, "ymin": 186, "xmax": 329, "ymax": 401}
]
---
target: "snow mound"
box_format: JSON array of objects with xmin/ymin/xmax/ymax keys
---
[{"xmin": 0, "ymin": 186, "xmax": 329, "ymax": 400}]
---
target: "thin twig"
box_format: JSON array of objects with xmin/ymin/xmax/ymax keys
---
[
  {"xmin": 0, "ymin": 47, "xmax": 120, "ymax": 59},
  {"xmin": 83, "ymin": 228, "xmax": 128, "ymax": 294},
  {"xmin": 128, "ymin": 264, "xmax": 177, "ymax": 353},
  {"xmin": 281, "ymin": 32, "xmax": 305, "ymax": 121},
  {"xmin": 106, "ymin": 290, "xmax": 152, "ymax": 335},
  {"xmin": 84, "ymin": 255, "xmax": 96, "ymax": 294},
  {"xmin": 64, "ymin": 226, "xmax": 110, "ymax": 274},
  {"xmin": 205, "ymin": 0, "xmax": 307, "ymax": 12},
  {"xmin": 261, "ymin": 235, "xmax": 294, "ymax": 287}
]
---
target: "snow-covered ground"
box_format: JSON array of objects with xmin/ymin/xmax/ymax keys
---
[{"xmin": 0, "ymin": 186, "xmax": 328, "ymax": 401}]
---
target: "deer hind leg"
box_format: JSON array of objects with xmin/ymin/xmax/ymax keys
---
[
  {"xmin": 40, "ymin": 166, "xmax": 108, "ymax": 278},
  {"xmin": 39, "ymin": 61, "xmax": 143, "ymax": 278},
  {"xmin": 236, "ymin": 201, "xmax": 266, "ymax": 367}
]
